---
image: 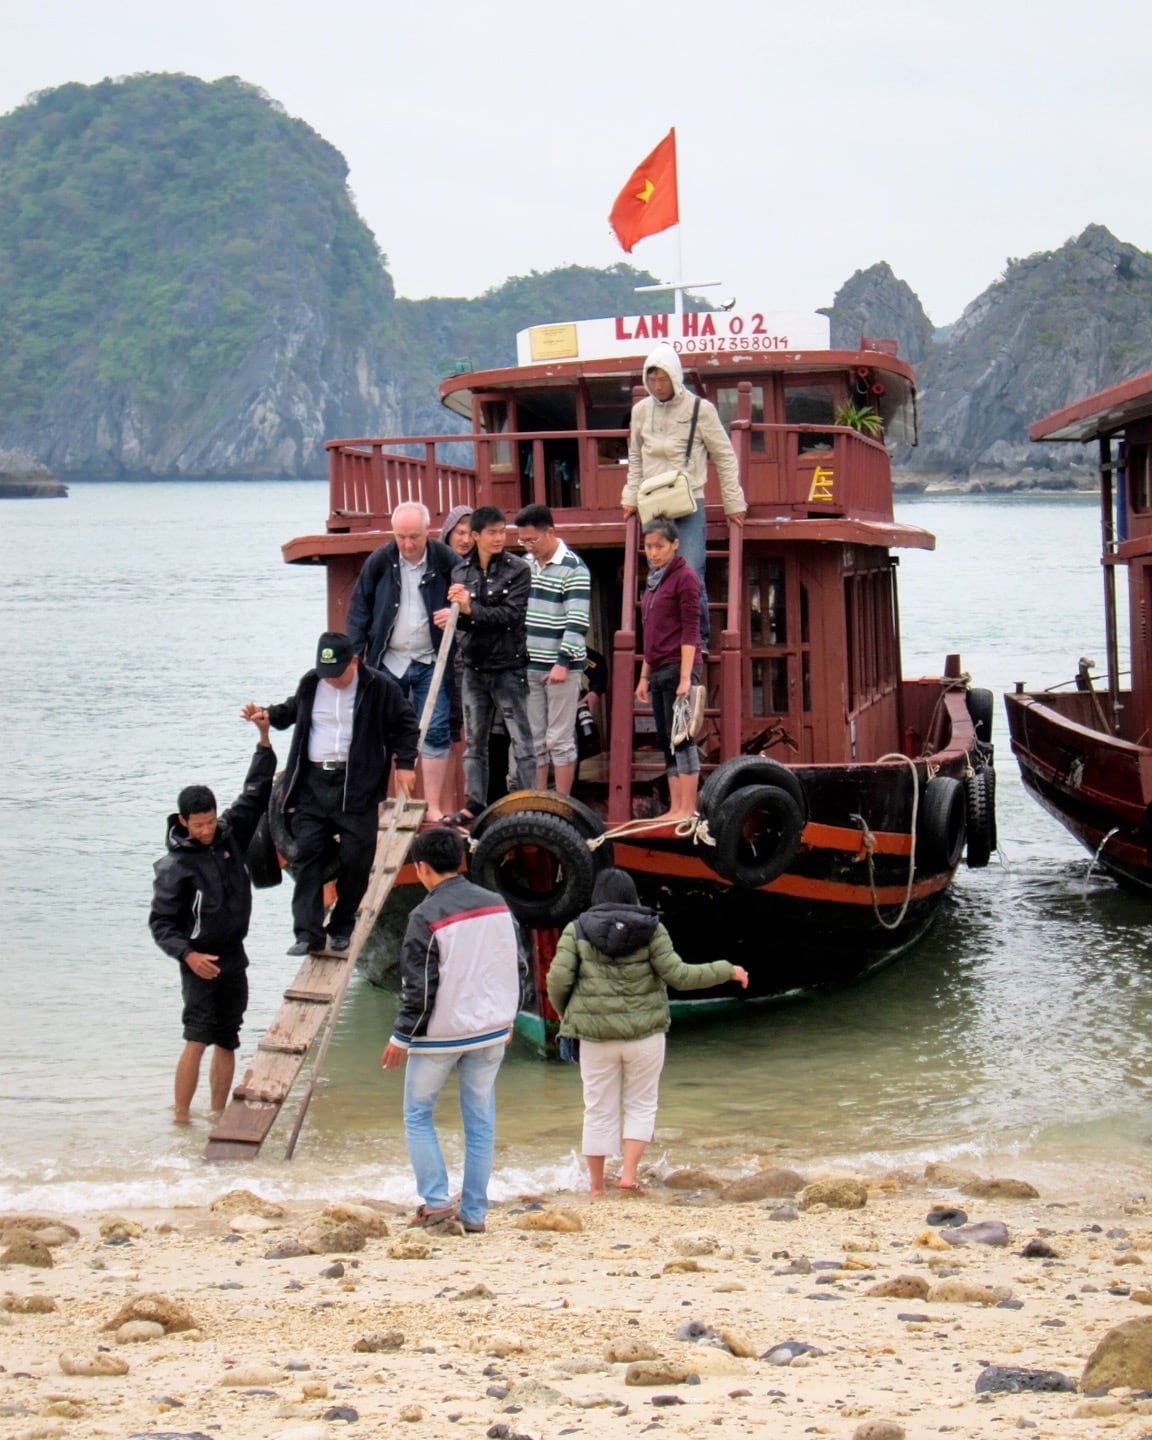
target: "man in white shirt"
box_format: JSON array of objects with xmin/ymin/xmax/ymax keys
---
[{"xmin": 252, "ymin": 633, "xmax": 420, "ymax": 956}]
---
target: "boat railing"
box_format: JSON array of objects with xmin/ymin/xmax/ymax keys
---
[
  {"xmin": 325, "ymin": 417, "xmax": 896, "ymax": 531},
  {"xmin": 325, "ymin": 437, "xmax": 477, "ymax": 531}
]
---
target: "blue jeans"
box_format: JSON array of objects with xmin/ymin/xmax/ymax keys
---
[
  {"xmin": 461, "ymin": 668, "xmax": 536, "ymax": 813},
  {"xmin": 391, "ymin": 659, "xmax": 452, "ymax": 758},
  {"xmin": 403, "ymin": 1043, "xmax": 505, "ymax": 1226},
  {"xmin": 673, "ymin": 504, "xmax": 710, "ymax": 650}
]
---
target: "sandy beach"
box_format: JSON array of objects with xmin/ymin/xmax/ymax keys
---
[{"xmin": 4, "ymin": 1161, "xmax": 1152, "ymax": 1440}]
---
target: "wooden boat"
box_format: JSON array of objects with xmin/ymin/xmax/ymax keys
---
[
  {"xmin": 280, "ymin": 307, "xmax": 996, "ymax": 1045},
  {"xmin": 1005, "ymin": 369, "xmax": 1152, "ymax": 890}
]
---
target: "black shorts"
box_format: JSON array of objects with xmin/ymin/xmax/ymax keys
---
[{"xmin": 180, "ymin": 961, "xmax": 248, "ymax": 1050}]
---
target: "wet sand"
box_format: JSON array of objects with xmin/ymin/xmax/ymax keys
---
[{"xmin": 3, "ymin": 1164, "xmax": 1152, "ymax": 1439}]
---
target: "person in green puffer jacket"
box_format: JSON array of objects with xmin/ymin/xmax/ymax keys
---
[{"xmin": 546, "ymin": 868, "xmax": 748, "ymax": 1198}]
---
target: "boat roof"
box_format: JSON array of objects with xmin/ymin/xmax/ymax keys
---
[
  {"xmin": 439, "ymin": 310, "xmax": 917, "ymax": 420},
  {"xmin": 1030, "ymin": 367, "xmax": 1152, "ymax": 443}
]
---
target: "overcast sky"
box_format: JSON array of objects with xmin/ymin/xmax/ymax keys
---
[{"xmin": 4, "ymin": 0, "xmax": 1150, "ymax": 326}]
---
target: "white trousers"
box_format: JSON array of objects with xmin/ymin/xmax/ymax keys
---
[{"xmin": 579, "ymin": 1032, "xmax": 666, "ymax": 1157}]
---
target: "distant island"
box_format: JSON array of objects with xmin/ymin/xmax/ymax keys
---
[
  {"xmin": 0, "ymin": 448, "xmax": 66, "ymax": 498},
  {"xmin": 0, "ymin": 74, "xmax": 1148, "ymax": 489}
]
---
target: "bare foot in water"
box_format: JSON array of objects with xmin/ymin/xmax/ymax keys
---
[
  {"xmin": 173, "ymin": 1106, "xmax": 191, "ymax": 1125},
  {"xmin": 589, "ymin": 1187, "xmax": 606, "ymax": 1199}
]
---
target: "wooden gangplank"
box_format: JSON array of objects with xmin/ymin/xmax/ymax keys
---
[{"xmin": 204, "ymin": 796, "xmax": 426, "ymax": 1161}]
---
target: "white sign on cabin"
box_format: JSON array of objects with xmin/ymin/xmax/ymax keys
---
[{"xmin": 516, "ymin": 311, "xmax": 831, "ymax": 366}]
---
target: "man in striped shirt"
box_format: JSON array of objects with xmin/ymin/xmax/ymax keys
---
[{"xmin": 514, "ymin": 503, "xmax": 591, "ymax": 796}]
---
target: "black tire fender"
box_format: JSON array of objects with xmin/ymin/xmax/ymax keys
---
[
  {"xmin": 470, "ymin": 810, "xmax": 599, "ymax": 929},
  {"xmin": 246, "ymin": 809, "xmax": 283, "ymax": 889},
  {"xmin": 966, "ymin": 687, "xmax": 995, "ymax": 746},
  {"xmin": 471, "ymin": 789, "xmax": 608, "ymax": 845},
  {"xmin": 709, "ymin": 783, "xmax": 805, "ymax": 889},
  {"xmin": 964, "ymin": 765, "xmax": 997, "ymax": 868},
  {"xmin": 917, "ymin": 774, "xmax": 967, "ymax": 873},
  {"xmin": 699, "ymin": 755, "xmax": 808, "ymax": 827}
]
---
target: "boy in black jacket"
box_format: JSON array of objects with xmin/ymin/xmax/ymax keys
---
[{"xmin": 149, "ymin": 711, "xmax": 274, "ymax": 1122}]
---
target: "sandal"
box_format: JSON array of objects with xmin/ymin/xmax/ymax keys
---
[
  {"xmin": 407, "ymin": 1203, "xmax": 458, "ymax": 1227},
  {"xmin": 442, "ymin": 809, "xmax": 476, "ymax": 831}
]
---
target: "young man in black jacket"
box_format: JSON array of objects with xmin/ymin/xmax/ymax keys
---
[
  {"xmin": 245, "ymin": 633, "xmax": 420, "ymax": 956},
  {"xmin": 149, "ymin": 711, "xmax": 275, "ymax": 1123},
  {"xmin": 443, "ymin": 506, "xmax": 536, "ymax": 827}
]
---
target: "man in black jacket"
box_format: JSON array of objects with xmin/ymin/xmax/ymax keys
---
[
  {"xmin": 149, "ymin": 711, "xmax": 275, "ymax": 1123},
  {"xmin": 444, "ymin": 506, "xmax": 535, "ymax": 827},
  {"xmin": 345, "ymin": 501, "xmax": 458, "ymax": 821},
  {"xmin": 246, "ymin": 633, "xmax": 420, "ymax": 956}
]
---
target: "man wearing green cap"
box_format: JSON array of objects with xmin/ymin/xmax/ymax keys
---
[{"xmin": 244, "ymin": 632, "xmax": 420, "ymax": 956}]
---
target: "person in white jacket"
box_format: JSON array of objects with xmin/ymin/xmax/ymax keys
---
[{"xmin": 621, "ymin": 341, "xmax": 747, "ymax": 650}]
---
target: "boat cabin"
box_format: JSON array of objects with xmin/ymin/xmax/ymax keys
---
[
  {"xmin": 1030, "ymin": 368, "xmax": 1152, "ymax": 744},
  {"xmin": 284, "ymin": 309, "xmax": 939, "ymax": 823}
]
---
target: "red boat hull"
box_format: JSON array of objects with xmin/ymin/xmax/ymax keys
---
[{"xmin": 1005, "ymin": 690, "xmax": 1152, "ymax": 890}]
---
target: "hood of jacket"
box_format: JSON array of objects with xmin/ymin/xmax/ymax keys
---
[
  {"xmin": 164, "ymin": 814, "xmax": 233, "ymax": 853},
  {"xmin": 643, "ymin": 342, "xmax": 685, "ymax": 401},
  {"xmin": 578, "ymin": 902, "xmax": 661, "ymax": 956}
]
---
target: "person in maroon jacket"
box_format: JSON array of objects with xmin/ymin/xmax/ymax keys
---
[{"xmin": 635, "ymin": 517, "xmax": 702, "ymax": 819}]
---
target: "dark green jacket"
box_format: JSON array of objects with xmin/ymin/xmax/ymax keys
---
[{"xmin": 546, "ymin": 903, "xmax": 736, "ymax": 1042}]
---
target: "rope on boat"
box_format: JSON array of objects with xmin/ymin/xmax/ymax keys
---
[
  {"xmin": 587, "ymin": 812, "xmax": 714, "ymax": 849},
  {"xmin": 850, "ymin": 752, "xmax": 923, "ymax": 933}
]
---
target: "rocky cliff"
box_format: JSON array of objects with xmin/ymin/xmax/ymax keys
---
[
  {"xmin": 826, "ymin": 227, "xmax": 1152, "ymax": 486},
  {"xmin": 0, "ymin": 74, "xmax": 404, "ymax": 477},
  {"xmin": 823, "ymin": 262, "xmax": 936, "ymax": 370}
]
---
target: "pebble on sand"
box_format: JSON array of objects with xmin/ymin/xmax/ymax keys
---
[
  {"xmin": 720, "ymin": 1168, "xmax": 807, "ymax": 1202},
  {"xmin": 59, "ymin": 1349, "xmax": 130, "ymax": 1376},
  {"xmin": 625, "ymin": 1360, "xmax": 695, "ymax": 1386},
  {"xmin": 960, "ymin": 1176, "xmax": 1040, "ymax": 1200},
  {"xmin": 797, "ymin": 1179, "xmax": 868, "ymax": 1210},
  {"xmin": 865, "ymin": 1275, "xmax": 931, "ymax": 1300},
  {"xmin": 103, "ymin": 1294, "xmax": 200, "ymax": 1333},
  {"xmin": 1081, "ymin": 1314, "xmax": 1152, "ymax": 1393},
  {"xmin": 0, "ymin": 1235, "xmax": 53, "ymax": 1267},
  {"xmin": 514, "ymin": 1208, "xmax": 583, "ymax": 1232}
]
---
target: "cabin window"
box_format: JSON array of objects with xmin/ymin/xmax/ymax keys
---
[
  {"xmin": 715, "ymin": 385, "xmax": 766, "ymax": 454},
  {"xmin": 585, "ymin": 378, "xmax": 633, "ymax": 465},
  {"xmin": 784, "ymin": 383, "xmax": 835, "ymax": 453},
  {"xmin": 514, "ymin": 388, "xmax": 580, "ymax": 508},
  {"xmin": 751, "ymin": 658, "xmax": 790, "ymax": 715},
  {"xmin": 1129, "ymin": 444, "xmax": 1152, "ymax": 513},
  {"xmin": 844, "ymin": 565, "xmax": 896, "ymax": 710},
  {"xmin": 749, "ymin": 560, "xmax": 786, "ymax": 645},
  {"xmin": 746, "ymin": 557, "xmax": 807, "ymax": 718},
  {"xmin": 481, "ymin": 401, "xmax": 513, "ymax": 472}
]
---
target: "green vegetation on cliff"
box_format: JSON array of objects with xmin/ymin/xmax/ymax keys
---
[
  {"xmin": 0, "ymin": 73, "xmax": 679, "ymax": 473},
  {"xmin": 0, "ymin": 74, "xmax": 395, "ymax": 432}
]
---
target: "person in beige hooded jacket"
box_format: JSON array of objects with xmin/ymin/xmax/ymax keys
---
[{"xmin": 621, "ymin": 342, "xmax": 746, "ymax": 650}]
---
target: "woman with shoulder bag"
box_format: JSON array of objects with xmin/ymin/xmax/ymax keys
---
[
  {"xmin": 546, "ymin": 867, "xmax": 748, "ymax": 1197},
  {"xmin": 621, "ymin": 342, "xmax": 747, "ymax": 652}
]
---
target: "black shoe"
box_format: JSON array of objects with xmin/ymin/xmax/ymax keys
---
[
  {"xmin": 286, "ymin": 938, "xmax": 318, "ymax": 957},
  {"xmin": 327, "ymin": 934, "xmax": 351, "ymax": 952}
]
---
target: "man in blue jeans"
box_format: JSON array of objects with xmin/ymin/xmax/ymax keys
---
[
  {"xmin": 345, "ymin": 501, "xmax": 458, "ymax": 820},
  {"xmin": 380, "ymin": 827, "xmax": 525, "ymax": 1232}
]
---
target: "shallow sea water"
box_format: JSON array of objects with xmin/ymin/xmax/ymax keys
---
[{"xmin": 1, "ymin": 484, "xmax": 1150, "ymax": 1212}]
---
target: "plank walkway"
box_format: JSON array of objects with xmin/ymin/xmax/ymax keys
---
[{"xmin": 204, "ymin": 796, "xmax": 426, "ymax": 1161}]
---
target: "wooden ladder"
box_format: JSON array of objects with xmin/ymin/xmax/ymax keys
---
[{"xmin": 203, "ymin": 796, "xmax": 426, "ymax": 1161}]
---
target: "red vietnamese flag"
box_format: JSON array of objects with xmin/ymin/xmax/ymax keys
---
[{"xmin": 609, "ymin": 128, "xmax": 679, "ymax": 253}]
